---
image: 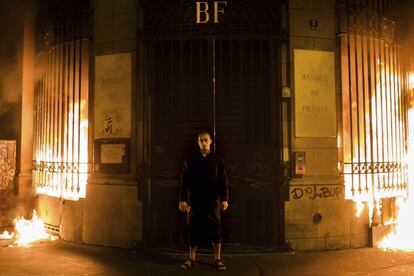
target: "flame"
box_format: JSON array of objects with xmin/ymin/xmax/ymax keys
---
[
  {"xmin": 378, "ymin": 197, "xmax": 414, "ymax": 250},
  {"xmin": 346, "ymin": 64, "xmax": 408, "ymax": 219},
  {"xmin": 0, "ymin": 210, "xmax": 56, "ymax": 247},
  {"xmin": 355, "ymin": 201, "xmax": 365, "ymax": 218},
  {"xmin": 378, "ymin": 107, "xmax": 414, "ymax": 251},
  {"xmin": 0, "ymin": 231, "xmax": 14, "ymax": 240},
  {"xmin": 344, "ymin": 51, "xmax": 411, "ymax": 249},
  {"xmin": 409, "ymin": 73, "xmax": 414, "ymax": 90},
  {"xmin": 34, "ymin": 102, "xmax": 88, "ymax": 201}
]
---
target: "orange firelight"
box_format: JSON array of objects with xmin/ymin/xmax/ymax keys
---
[
  {"xmin": 0, "ymin": 210, "xmax": 56, "ymax": 247},
  {"xmin": 378, "ymin": 73, "xmax": 414, "ymax": 251}
]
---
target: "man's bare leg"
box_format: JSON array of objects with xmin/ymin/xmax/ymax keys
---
[
  {"xmin": 190, "ymin": 246, "xmax": 197, "ymax": 261},
  {"xmin": 213, "ymin": 243, "xmax": 221, "ymax": 260},
  {"xmin": 181, "ymin": 246, "xmax": 197, "ymax": 268},
  {"xmin": 213, "ymin": 243, "xmax": 226, "ymax": 270}
]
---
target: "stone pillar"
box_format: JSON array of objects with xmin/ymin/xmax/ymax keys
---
[
  {"xmin": 284, "ymin": 0, "xmax": 369, "ymax": 250},
  {"xmin": 17, "ymin": 0, "xmax": 35, "ymax": 216},
  {"xmin": 82, "ymin": 0, "xmax": 142, "ymax": 248}
]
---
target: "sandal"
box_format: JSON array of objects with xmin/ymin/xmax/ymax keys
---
[
  {"xmin": 215, "ymin": 259, "xmax": 226, "ymax": 271},
  {"xmin": 180, "ymin": 258, "xmax": 196, "ymax": 269}
]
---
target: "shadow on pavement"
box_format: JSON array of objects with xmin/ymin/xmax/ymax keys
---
[{"xmin": 131, "ymin": 247, "xmax": 183, "ymax": 265}]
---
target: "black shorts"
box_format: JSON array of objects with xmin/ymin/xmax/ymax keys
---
[{"xmin": 187, "ymin": 207, "xmax": 222, "ymax": 246}]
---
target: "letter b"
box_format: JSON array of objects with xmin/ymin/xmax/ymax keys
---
[{"xmin": 196, "ymin": 2, "xmax": 209, "ymax": 23}]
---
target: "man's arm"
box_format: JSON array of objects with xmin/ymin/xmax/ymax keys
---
[
  {"xmin": 179, "ymin": 159, "xmax": 190, "ymax": 212},
  {"xmin": 218, "ymin": 158, "xmax": 229, "ymax": 204}
]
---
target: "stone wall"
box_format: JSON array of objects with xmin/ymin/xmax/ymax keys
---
[
  {"xmin": 37, "ymin": 0, "xmax": 143, "ymax": 249},
  {"xmin": 84, "ymin": 0, "xmax": 142, "ymax": 248},
  {"xmin": 285, "ymin": 0, "xmax": 369, "ymax": 250}
]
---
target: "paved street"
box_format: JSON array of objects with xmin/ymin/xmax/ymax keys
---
[{"xmin": 2, "ymin": 240, "xmax": 414, "ymax": 275}]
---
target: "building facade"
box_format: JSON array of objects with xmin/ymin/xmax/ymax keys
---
[{"xmin": 1, "ymin": 0, "xmax": 411, "ymax": 250}]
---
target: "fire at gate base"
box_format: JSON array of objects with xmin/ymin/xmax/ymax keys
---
[
  {"xmin": 0, "ymin": 210, "xmax": 56, "ymax": 247},
  {"xmin": 354, "ymin": 75, "xmax": 414, "ymax": 252},
  {"xmin": 376, "ymin": 107, "xmax": 414, "ymax": 251}
]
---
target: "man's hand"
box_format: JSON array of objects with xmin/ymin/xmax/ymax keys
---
[
  {"xmin": 221, "ymin": 201, "xmax": 229, "ymax": 211},
  {"xmin": 179, "ymin": 201, "xmax": 189, "ymax": 212}
]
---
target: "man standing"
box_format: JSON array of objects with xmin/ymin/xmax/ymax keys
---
[{"xmin": 179, "ymin": 131, "xmax": 229, "ymax": 271}]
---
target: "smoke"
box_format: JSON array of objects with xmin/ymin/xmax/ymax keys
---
[
  {"xmin": 0, "ymin": 0, "xmax": 24, "ymax": 117},
  {"xmin": 399, "ymin": 0, "xmax": 414, "ymax": 70},
  {"xmin": 0, "ymin": 64, "xmax": 22, "ymax": 116}
]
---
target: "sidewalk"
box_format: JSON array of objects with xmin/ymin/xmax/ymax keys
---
[{"xmin": 1, "ymin": 240, "xmax": 414, "ymax": 275}]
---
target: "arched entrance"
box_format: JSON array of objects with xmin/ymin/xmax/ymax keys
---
[{"xmin": 139, "ymin": 0, "xmax": 288, "ymax": 249}]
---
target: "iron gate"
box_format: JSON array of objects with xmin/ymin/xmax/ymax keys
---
[{"xmin": 140, "ymin": 0, "xmax": 287, "ymax": 249}]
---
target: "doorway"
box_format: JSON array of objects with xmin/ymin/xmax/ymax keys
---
[{"xmin": 140, "ymin": 0, "xmax": 287, "ymax": 249}]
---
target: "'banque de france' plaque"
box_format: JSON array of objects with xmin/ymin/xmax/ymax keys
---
[
  {"xmin": 294, "ymin": 49, "xmax": 336, "ymax": 137},
  {"xmin": 94, "ymin": 53, "xmax": 131, "ymax": 139}
]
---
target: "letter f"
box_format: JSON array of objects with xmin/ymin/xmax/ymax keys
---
[{"xmin": 214, "ymin": 1, "xmax": 227, "ymax": 23}]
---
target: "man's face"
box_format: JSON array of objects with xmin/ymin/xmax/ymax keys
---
[{"xmin": 197, "ymin": 134, "xmax": 212, "ymax": 151}]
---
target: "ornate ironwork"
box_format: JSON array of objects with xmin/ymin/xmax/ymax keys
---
[
  {"xmin": 35, "ymin": 0, "xmax": 91, "ymax": 53},
  {"xmin": 32, "ymin": 161, "xmax": 91, "ymax": 174},
  {"xmin": 345, "ymin": 161, "xmax": 408, "ymax": 174},
  {"xmin": 33, "ymin": 0, "xmax": 91, "ymax": 200},
  {"xmin": 0, "ymin": 141, "xmax": 16, "ymax": 228},
  {"xmin": 338, "ymin": 0, "xmax": 409, "ymax": 201},
  {"xmin": 0, "ymin": 141, "xmax": 15, "ymax": 191}
]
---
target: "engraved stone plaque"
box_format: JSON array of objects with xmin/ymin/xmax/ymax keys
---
[
  {"xmin": 94, "ymin": 53, "xmax": 132, "ymax": 139},
  {"xmin": 294, "ymin": 49, "xmax": 336, "ymax": 137}
]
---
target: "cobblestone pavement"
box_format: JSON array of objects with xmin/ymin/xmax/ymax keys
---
[{"xmin": 1, "ymin": 240, "xmax": 414, "ymax": 275}]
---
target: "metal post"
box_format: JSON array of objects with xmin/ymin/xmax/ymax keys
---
[{"xmin": 213, "ymin": 39, "xmax": 216, "ymax": 150}]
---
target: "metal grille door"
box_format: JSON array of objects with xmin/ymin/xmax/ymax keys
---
[
  {"xmin": 338, "ymin": 1, "xmax": 408, "ymax": 218},
  {"xmin": 141, "ymin": 0, "xmax": 286, "ymax": 248}
]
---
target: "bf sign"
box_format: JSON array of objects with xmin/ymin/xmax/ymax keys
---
[{"xmin": 196, "ymin": 1, "xmax": 228, "ymax": 24}]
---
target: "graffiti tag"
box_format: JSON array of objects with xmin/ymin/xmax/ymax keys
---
[
  {"xmin": 290, "ymin": 185, "xmax": 343, "ymax": 200},
  {"xmin": 104, "ymin": 115, "xmax": 113, "ymax": 134}
]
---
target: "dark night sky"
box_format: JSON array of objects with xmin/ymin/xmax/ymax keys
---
[{"xmin": 400, "ymin": 0, "xmax": 414, "ymax": 69}]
